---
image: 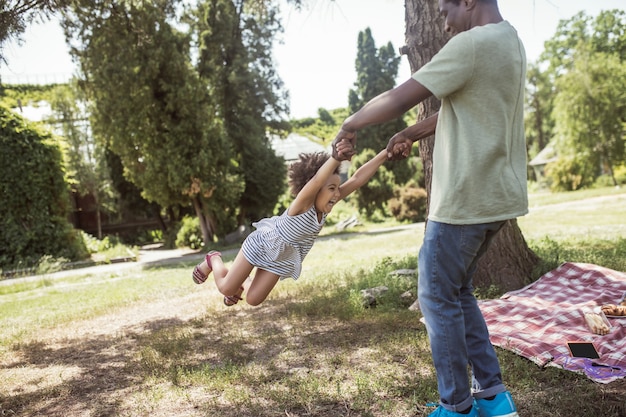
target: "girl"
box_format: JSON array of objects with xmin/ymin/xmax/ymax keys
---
[{"xmin": 192, "ymin": 140, "xmax": 388, "ymax": 306}]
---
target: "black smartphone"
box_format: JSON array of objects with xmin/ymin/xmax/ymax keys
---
[{"xmin": 567, "ymin": 341, "xmax": 600, "ymax": 359}]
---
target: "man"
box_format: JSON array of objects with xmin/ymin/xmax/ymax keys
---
[{"xmin": 333, "ymin": 1, "xmax": 526, "ymax": 416}]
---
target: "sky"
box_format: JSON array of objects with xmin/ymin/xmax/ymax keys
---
[{"xmin": 0, "ymin": 0, "xmax": 623, "ymax": 119}]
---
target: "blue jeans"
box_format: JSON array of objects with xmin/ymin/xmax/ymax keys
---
[{"xmin": 418, "ymin": 220, "xmax": 507, "ymax": 412}]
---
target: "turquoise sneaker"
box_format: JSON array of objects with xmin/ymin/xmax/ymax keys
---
[
  {"xmin": 428, "ymin": 404, "xmax": 478, "ymax": 417},
  {"xmin": 474, "ymin": 391, "xmax": 519, "ymax": 417}
]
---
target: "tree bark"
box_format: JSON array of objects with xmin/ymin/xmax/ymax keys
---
[
  {"xmin": 404, "ymin": 0, "xmax": 448, "ymax": 210},
  {"xmin": 474, "ymin": 220, "xmax": 539, "ymax": 292},
  {"xmin": 192, "ymin": 196, "xmax": 213, "ymax": 245},
  {"xmin": 403, "ymin": 0, "xmax": 539, "ymax": 291}
]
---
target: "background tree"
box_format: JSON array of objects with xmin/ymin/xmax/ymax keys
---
[
  {"xmin": 104, "ymin": 149, "xmax": 167, "ymax": 238},
  {"xmin": 549, "ymin": 49, "xmax": 626, "ymax": 189},
  {"xmin": 63, "ymin": 0, "xmax": 242, "ymax": 244},
  {"xmin": 195, "ymin": 0, "xmax": 288, "ymax": 225},
  {"xmin": 525, "ymin": 62, "xmax": 555, "ymax": 174},
  {"xmin": 537, "ymin": 9, "xmax": 626, "ymax": 189},
  {"xmin": 349, "ymin": 149, "xmax": 395, "ymax": 218},
  {"xmin": 348, "ymin": 27, "xmax": 415, "ymax": 185},
  {"xmin": 541, "ymin": 10, "xmax": 626, "ymax": 77},
  {"xmin": 48, "ymin": 83, "xmax": 114, "ymax": 239},
  {"xmin": 348, "ymin": 27, "xmax": 403, "ymax": 153},
  {"xmin": 0, "ymin": 105, "xmax": 87, "ymax": 269},
  {"xmin": 403, "ymin": 0, "xmax": 538, "ymax": 291}
]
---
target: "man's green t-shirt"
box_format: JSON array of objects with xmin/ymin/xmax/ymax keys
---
[{"xmin": 413, "ymin": 21, "xmax": 528, "ymax": 225}]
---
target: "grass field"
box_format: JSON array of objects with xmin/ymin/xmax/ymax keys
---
[{"xmin": 1, "ymin": 187, "xmax": 625, "ymax": 416}]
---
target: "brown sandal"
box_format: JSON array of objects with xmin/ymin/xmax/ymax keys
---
[
  {"xmin": 224, "ymin": 286, "xmax": 244, "ymax": 306},
  {"xmin": 192, "ymin": 250, "xmax": 221, "ymax": 284}
]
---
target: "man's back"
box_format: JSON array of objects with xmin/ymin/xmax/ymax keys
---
[{"xmin": 413, "ymin": 21, "xmax": 528, "ymax": 224}]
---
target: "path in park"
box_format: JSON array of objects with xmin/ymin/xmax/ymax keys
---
[
  {"xmin": 4, "ymin": 190, "xmax": 624, "ymax": 286},
  {"xmin": 1, "ymin": 223, "xmax": 421, "ymax": 286}
]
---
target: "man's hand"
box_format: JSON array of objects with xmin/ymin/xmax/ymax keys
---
[
  {"xmin": 331, "ymin": 128, "xmax": 357, "ymax": 160},
  {"xmin": 386, "ymin": 131, "xmax": 413, "ymax": 161}
]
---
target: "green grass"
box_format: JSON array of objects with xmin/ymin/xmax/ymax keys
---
[
  {"xmin": 0, "ymin": 187, "xmax": 625, "ymax": 416},
  {"xmin": 527, "ymin": 185, "xmax": 626, "ymax": 207}
]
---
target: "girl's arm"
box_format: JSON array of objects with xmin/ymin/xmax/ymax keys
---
[
  {"xmin": 338, "ymin": 150, "xmax": 388, "ymax": 199},
  {"xmin": 288, "ymin": 156, "xmax": 342, "ymax": 216}
]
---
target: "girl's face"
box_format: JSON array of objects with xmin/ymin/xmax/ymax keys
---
[{"xmin": 315, "ymin": 174, "xmax": 342, "ymax": 215}]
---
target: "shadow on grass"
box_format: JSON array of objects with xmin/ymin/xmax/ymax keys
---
[
  {"xmin": 1, "ymin": 317, "xmax": 187, "ymax": 416},
  {"xmin": 0, "ymin": 295, "xmax": 435, "ymax": 417},
  {"xmin": 2, "ymin": 283, "xmax": 625, "ymax": 417}
]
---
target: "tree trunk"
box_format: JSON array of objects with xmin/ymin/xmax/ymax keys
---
[
  {"xmin": 403, "ymin": 0, "xmax": 539, "ymax": 291},
  {"xmin": 403, "ymin": 0, "xmax": 448, "ymax": 211},
  {"xmin": 94, "ymin": 194, "xmax": 103, "ymax": 240},
  {"xmin": 474, "ymin": 219, "xmax": 539, "ymax": 292},
  {"xmin": 192, "ymin": 196, "xmax": 214, "ymax": 245}
]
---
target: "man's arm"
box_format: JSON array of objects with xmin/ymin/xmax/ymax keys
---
[
  {"xmin": 332, "ymin": 78, "xmax": 433, "ymax": 158},
  {"xmin": 343, "ymin": 79, "xmax": 433, "ymax": 132},
  {"xmin": 387, "ymin": 112, "xmax": 438, "ymax": 160}
]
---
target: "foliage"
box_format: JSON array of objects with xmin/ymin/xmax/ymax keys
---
[
  {"xmin": 614, "ymin": 163, "xmax": 626, "ymax": 184},
  {"xmin": 34, "ymin": 254, "xmax": 70, "ymax": 275},
  {"xmin": 349, "ymin": 148, "xmax": 395, "ymax": 218},
  {"xmin": 63, "ymin": 0, "xmax": 290, "ymax": 243},
  {"xmin": 0, "ymin": 83, "xmax": 59, "ymax": 108},
  {"xmin": 541, "ymin": 9, "xmax": 626, "ymax": 76},
  {"xmin": 0, "ymin": 105, "xmax": 88, "ymax": 269},
  {"xmin": 348, "ymin": 27, "xmax": 412, "ymax": 183},
  {"xmin": 552, "ymin": 49, "xmax": 626, "ymax": 187},
  {"xmin": 388, "ymin": 184, "xmax": 427, "ymax": 223},
  {"xmin": 63, "ymin": 0, "xmax": 243, "ymax": 243},
  {"xmin": 524, "ymin": 62, "xmax": 555, "ymax": 170},
  {"xmin": 48, "ymin": 83, "xmax": 117, "ymax": 238},
  {"xmin": 175, "ymin": 216, "xmax": 204, "ymax": 250},
  {"xmin": 532, "ymin": 9, "xmax": 626, "ymax": 190},
  {"xmin": 1, "ymin": 84, "xmax": 165, "ymax": 245},
  {"xmin": 104, "ymin": 149, "xmax": 165, "ymax": 232},
  {"xmin": 530, "ymin": 236, "xmax": 626, "ymax": 279},
  {"xmin": 81, "ymin": 231, "xmax": 122, "ymax": 254},
  {"xmin": 292, "ymin": 107, "xmax": 418, "ymax": 147},
  {"xmin": 291, "ymin": 107, "xmax": 351, "ymax": 143},
  {"xmin": 195, "ymin": 0, "xmax": 288, "ymax": 224},
  {"xmin": 545, "ymin": 154, "xmax": 596, "ymax": 191},
  {"xmin": 80, "ymin": 231, "xmax": 137, "ymax": 264}
]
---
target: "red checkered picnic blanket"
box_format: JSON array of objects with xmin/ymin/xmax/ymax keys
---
[{"xmin": 479, "ymin": 262, "xmax": 626, "ymax": 384}]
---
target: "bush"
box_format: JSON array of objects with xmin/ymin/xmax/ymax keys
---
[
  {"xmin": 545, "ymin": 155, "xmax": 596, "ymax": 191},
  {"xmin": 388, "ymin": 185, "xmax": 428, "ymax": 223},
  {"xmin": 175, "ymin": 216, "xmax": 203, "ymax": 249},
  {"xmin": 0, "ymin": 106, "xmax": 88, "ymax": 269},
  {"xmin": 351, "ymin": 149, "xmax": 395, "ymax": 218},
  {"xmin": 612, "ymin": 164, "xmax": 626, "ymax": 186}
]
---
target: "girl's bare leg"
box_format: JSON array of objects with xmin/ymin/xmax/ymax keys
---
[
  {"xmin": 210, "ymin": 250, "xmax": 253, "ymax": 297},
  {"xmin": 197, "ymin": 251, "xmax": 280, "ymax": 305},
  {"xmin": 245, "ymin": 269, "xmax": 280, "ymax": 306}
]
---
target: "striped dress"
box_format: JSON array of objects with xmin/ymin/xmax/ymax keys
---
[{"xmin": 241, "ymin": 205, "xmax": 326, "ymax": 280}]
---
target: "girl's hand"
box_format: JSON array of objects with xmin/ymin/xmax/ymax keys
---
[
  {"xmin": 332, "ymin": 128, "xmax": 357, "ymax": 160},
  {"xmin": 386, "ymin": 132, "xmax": 413, "ymax": 161},
  {"xmin": 334, "ymin": 138, "xmax": 356, "ymax": 161}
]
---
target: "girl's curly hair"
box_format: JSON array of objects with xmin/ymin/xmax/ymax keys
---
[{"xmin": 288, "ymin": 152, "xmax": 340, "ymax": 196}]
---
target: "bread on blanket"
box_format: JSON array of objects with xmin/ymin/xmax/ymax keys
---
[
  {"xmin": 601, "ymin": 304, "xmax": 626, "ymax": 316},
  {"xmin": 584, "ymin": 312, "xmax": 610, "ymax": 335}
]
